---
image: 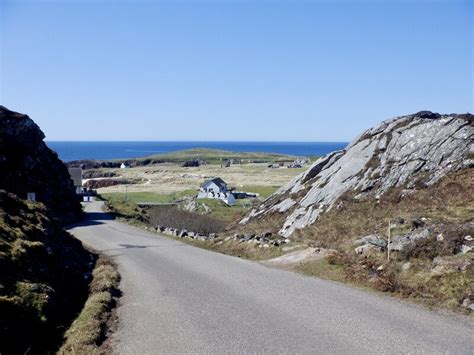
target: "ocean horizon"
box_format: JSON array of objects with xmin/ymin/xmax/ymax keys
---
[{"xmin": 46, "ymin": 141, "xmax": 348, "ymax": 162}]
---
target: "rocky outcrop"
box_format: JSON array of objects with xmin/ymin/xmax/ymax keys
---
[
  {"xmin": 82, "ymin": 170, "xmax": 117, "ymax": 179},
  {"xmin": 0, "ymin": 106, "xmax": 81, "ymax": 221},
  {"xmin": 182, "ymin": 159, "xmax": 205, "ymax": 167},
  {"xmin": 83, "ymin": 178, "xmax": 135, "ymax": 189},
  {"xmin": 241, "ymin": 112, "xmax": 474, "ymax": 237}
]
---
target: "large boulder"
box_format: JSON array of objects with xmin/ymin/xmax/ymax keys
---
[
  {"xmin": 0, "ymin": 106, "xmax": 81, "ymax": 222},
  {"xmin": 241, "ymin": 112, "xmax": 474, "ymax": 237},
  {"xmin": 388, "ymin": 229, "xmax": 430, "ymax": 251}
]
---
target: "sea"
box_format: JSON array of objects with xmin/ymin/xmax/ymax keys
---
[{"xmin": 46, "ymin": 141, "xmax": 348, "ymax": 162}]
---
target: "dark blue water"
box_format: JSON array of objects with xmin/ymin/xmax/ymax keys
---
[{"xmin": 46, "ymin": 141, "xmax": 348, "ymax": 162}]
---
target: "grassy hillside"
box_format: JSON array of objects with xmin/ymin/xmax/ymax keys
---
[
  {"xmin": 67, "ymin": 148, "xmax": 303, "ymax": 169},
  {"xmin": 0, "ymin": 192, "xmax": 93, "ymax": 353},
  {"xmin": 136, "ymin": 148, "xmax": 297, "ymax": 165}
]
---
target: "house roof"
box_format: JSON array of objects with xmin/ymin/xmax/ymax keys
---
[{"xmin": 203, "ymin": 177, "xmax": 227, "ymax": 188}]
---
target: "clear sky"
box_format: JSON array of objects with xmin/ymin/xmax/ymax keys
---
[{"xmin": 0, "ymin": 0, "xmax": 472, "ymax": 141}]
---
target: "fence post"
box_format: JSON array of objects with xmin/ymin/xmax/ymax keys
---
[{"xmin": 387, "ymin": 220, "xmax": 391, "ymax": 262}]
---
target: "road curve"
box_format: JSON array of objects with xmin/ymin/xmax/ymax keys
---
[{"xmin": 69, "ymin": 201, "xmax": 474, "ymax": 354}]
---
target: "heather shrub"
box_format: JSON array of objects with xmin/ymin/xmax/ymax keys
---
[{"xmin": 148, "ymin": 206, "xmax": 226, "ymax": 234}]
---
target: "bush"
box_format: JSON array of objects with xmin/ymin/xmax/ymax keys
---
[{"xmin": 148, "ymin": 206, "xmax": 226, "ymax": 234}]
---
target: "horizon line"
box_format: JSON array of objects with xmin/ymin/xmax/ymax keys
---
[{"xmin": 45, "ymin": 140, "xmax": 350, "ymax": 143}]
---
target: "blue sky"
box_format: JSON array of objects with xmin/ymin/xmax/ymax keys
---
[{"xmin": 1, "ymin": 0, "xmax": 472, "ymax": 141}]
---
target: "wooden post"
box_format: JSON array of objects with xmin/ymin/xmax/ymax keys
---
[{"xmin": 387, "ymin": 220, "xmax": 391, "ymax": 262}]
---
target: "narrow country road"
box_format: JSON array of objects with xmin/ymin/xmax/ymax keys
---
[{"xmin": 69, "ymin": 201, "xmax": 474, "ymax": 354}]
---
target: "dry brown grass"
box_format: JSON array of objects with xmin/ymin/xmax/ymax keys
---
[{"xmin": 330, "ymin": 251, "xmax": 474, "ymax": 311}]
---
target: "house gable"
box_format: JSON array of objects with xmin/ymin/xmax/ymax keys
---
[{"xmin": 202, "ymin": 177, "xmax": 228, "ymax": 192}]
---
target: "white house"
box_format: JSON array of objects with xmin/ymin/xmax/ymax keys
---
[
  {"xmin": 197, "ymin": 177, "xmax": 236, "ymax": 205},
  {"xmin": 295, "ymin": 156, "xmax": 310, "ymax": 164}
]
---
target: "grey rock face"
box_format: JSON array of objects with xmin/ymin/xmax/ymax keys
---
[
  {"xmin": 460, "ymin": 245, "xmax": 473, "ymax": 254},
  {"xmin": 353, "ymin": 234, "xmax": 388, "ymax": 254},
  {"xmin": 271, "ymin": 198, "xmax": 297, "ymax": 213},
  {"xmin": 241, "ymin": 112, "xmax": 473, "ymax": 237},
  {"xmin": 388, "ymin": 229, "xmax": 430, "ymax": 251}
]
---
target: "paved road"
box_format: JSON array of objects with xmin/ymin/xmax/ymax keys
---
[{"xmin": 69, "ymin": 201, "xmax": 474, "ymax": 354}]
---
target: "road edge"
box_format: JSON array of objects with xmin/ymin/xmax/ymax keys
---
[{"xmin": 58, "ymin": 255, "xmax": 121, "ymax": 354}]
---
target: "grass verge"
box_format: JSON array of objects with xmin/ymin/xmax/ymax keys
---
[
  {"xmin": 295, "ymin": 258, "xmax": 346, "ymax": 283},
  {"xmin": 58, "ymin": 257, "xmax": 121, "ymax": 355}
]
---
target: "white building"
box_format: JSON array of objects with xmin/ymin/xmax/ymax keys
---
[
  {"xmin": 68, "ymin": 168, "xmax": 83, "ymax": 194},
  {"xmin": 197, "ymin": 178, "xmax": 236, "ymax": 205},
  {"xmin": 295, "ymin": 156, "xmax": 310, "ymax": 164}
]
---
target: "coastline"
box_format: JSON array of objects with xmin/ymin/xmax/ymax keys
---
[{"xmin": 46, "ymin": 141, "xmax": 348, "ymax": 162}]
